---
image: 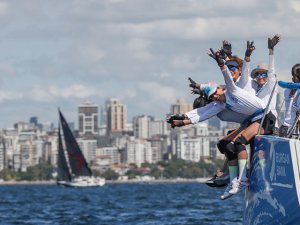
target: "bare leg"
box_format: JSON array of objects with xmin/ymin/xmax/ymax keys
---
[
  {"xmin": 218, "ymin": 158, "xmax": 229, "ymax": 175},
  {"xmin": 233, "ymin": 122, "xmax": 265, "ymax": 181}
]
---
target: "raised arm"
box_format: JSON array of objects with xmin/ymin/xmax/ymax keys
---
[
  {"xmin": 267, "ymin": 34, "xmax": 281, "ymax": 79},
  {"xmin": 238, "ymin": 41, "xmax": 255, "ymax": 89},
  {"xmin": 208, "ymin": 48, "xmax": 236, "ymax": 92}
]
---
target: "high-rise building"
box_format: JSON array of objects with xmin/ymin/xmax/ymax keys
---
[
  {"xmin": 125, "ymin": 139, "xmax": 152, "ymax": 167},
  {"xmin": 133, "ymin": 115, "xmax": 151, "ymax": 139},
  {"xmin": 0, "ymin": 137, "xmax": 4, "ymax": 171},
  {"xmin": 96, "ymin": 146, "xmax": 119, "ymax": 164},
  {"xmin": 178, "ymin": 137, "xmax": 210, "ymax": 162},
  {"xmin": 106, "ymin": 98, "xmax": 127, "ymax": 134},
  {"xmin": 133, "ymin": 115, "xmax": 169, "ymax": 139},
  {"xmin": 170, "ymin": 98, "xmax": 192, "ymax": 115},
  {"xmin": 78, "ymin": 101, "xmax": 98, "ymax": 138},
  {"xmin": 77, "ymin": 138, "xmax": 97, "ymax": 164},
  {"xmin": 29, "ymin": 116, "xmax": 38, "ymax": 128},
  {"xmin": 99, "ymin": 105, "xmax": 107, "ymax": 126}
]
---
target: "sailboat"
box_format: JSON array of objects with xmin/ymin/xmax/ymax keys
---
[{"xmin": 57, "ymin": 109, "xmax": 105, "ymax": 187}]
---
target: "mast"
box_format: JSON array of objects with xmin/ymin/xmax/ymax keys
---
[
  {"xmin": 59, "ymin": 110, "xmax": 92, "ymax": 177},
  {"xmin": 57, "ymin": 125, "xmax": 72, "ymax": 182}
]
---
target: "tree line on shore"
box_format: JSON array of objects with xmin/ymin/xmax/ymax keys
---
[{"xmin": 0, "ymin": 159, "xmax": 223, "ymax": 181}]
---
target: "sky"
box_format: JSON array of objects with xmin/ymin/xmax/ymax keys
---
[{"xmin": 0, "ymin": 0, "xmax": 300, "ymax": 128}]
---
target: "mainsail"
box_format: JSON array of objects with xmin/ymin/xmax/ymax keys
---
[
  {"xmin": 57, "ymin": 125, "xmax": 71, "ymax": 182},
  {"xmin": 59, "ymin": 110, "xmax": 92, "ymax": 177}
]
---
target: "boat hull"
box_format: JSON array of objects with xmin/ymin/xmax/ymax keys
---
[
  {"xmin": 57, "ymin": 177, "xmax": 105, "ymax": 188},
  {"xmin": 243, "ymin": 135, "xmax": 300, "ymax": 225}
]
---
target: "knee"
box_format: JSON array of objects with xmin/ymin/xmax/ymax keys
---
[
  {"xmin": 234, "ymin": 135, "xmax": 247, "ymax": 153},
  {"xmin": 217, "ymin": 139, "xmax": 230, "ymax": 154},
  {"xmin": 224, "ymin": 141, "xmax": 237, "ymax": 161}
]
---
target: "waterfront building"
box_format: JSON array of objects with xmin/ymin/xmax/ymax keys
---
[
  {"xmin": 133, "ymin": 115, "xmax": 169, "ymax": 139},
  {"xmin": 177, "ymin": 136, "xmax": 210, "ymax": 162},
  {"xmin": 125, "ymin": 138, "xmax": 152, "ymax": 167},
  {"xmin": 14, "ymin": 122, "xmax": 29, "ymax": 133},
  {"xmin": 133, "ymin": 115, "xmax": 150, "ymax": 139},
  {"xmin": 0, "ymin": 136, "xmax": 4, "ymax": 170},
  {"xmin": 147, "ymin": 136, "xmax": 168, "ymax": 163},
  {"xmin": 29, "ymin": 116, "xmax": 38, "ymax": 129},
  {"xmin": 19, "ymin": 140, "xmax": 34, "ymax": 172},
  {"xmin": 77, "ymin": 138, "xmax": 97, "ymax": 164},
  {"xmin": 96, "ymin": 146, "xmax": 119, "ymax": 164},
  {"xmin": 46, "ymin": 132, "xmax": 58, "ymax": 166},
  {"xmin": 78, "ymin": 101, "xmax": 99, "ymax": 138},
  {"xmin": 170, "ymin": 98, "xmax": 192, "ymax": 115},
  {"xmin": 207, "ymin": 129, "xmax": 224, "ymax": 159},
  {"xmin": 106, "ymin": 98, "xmax": 127, "ymax": 135}
]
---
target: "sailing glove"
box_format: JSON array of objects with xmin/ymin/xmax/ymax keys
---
[
  {"xmin": 245, "ymin": 41, "xmax": 255, "ymax": 57},
  {"xmin": 268, "ymin": 34, "xmax": 281, "ymax": 50},
  {"xmin": 188, "ymin": 77, "xmax": 197, "ymax": 89},
  {"xmin": 208, "ymin": 48, "xmax": 225, "ymax": 67},
  {"xmin": 221, "ymin": 40, "xmax": 232, "ymax": 58}
]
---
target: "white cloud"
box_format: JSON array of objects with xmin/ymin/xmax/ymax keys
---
[
  {"xmin": 154, "ymin": 71, "xmax": 171, "ymax": 79},
  {"xmin": 47, "ymin": 84, "xmax": 104, "ymax": 99},
  {"xmin": 0, "ymin": 2, "xmax": 9, "ymax": 15},
  {"xmin": 171, "ymin": 54, "xmax": 200, "ymax": 69},
  {"xmin": 290, "ymin": 0, "xmax": 300, "ymax": 12},
  {"xmin": 0, "ymin": 62, "xmax": 16, "ymax": 77},
  {"xmin": 0, "ymin": 0, "xmax": 299, "ymax": 128},
  {"xmin": 138, "ymin": 81, "xmax": 177, "ymax": 102},
  {"xmin": 0, "ymin": 91, "xmax": 22, "ymax": 102},
  {"xmin": 126, "ymin": 38, "xmax": 152, "ymax": 61},
  {"xmin": 0, "ymin": 84, "xmax": 104, "ymax": 103}
]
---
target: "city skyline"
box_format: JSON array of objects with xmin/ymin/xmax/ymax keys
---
[
  {"xmin": 5, "ymin": 97, "xmax": 191, "ymax": 130},
  {"xmin": 0, "ymin": 1, "xmax": 299, "ymax": 128}
]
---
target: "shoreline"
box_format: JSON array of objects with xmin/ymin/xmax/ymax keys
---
[{"xmin": 0, "ymin": 178, "xmax": 209, "ymax": 185}]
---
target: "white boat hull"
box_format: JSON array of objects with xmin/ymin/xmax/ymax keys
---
[{"xmin": 58, "ymin": 177, "xmax": 105, "ymax": 187}]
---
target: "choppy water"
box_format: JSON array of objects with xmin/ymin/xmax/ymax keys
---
[{"xmin": 0, "ymin": 183, "xmax": 243, "ymax": 225}]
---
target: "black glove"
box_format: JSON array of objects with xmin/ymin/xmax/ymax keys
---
[
  {"xmin": 208, "ymin": 48, "xmax": 224, "ymax": 67},
  {"xmin": 268, "ymin": 34, "xmax": 280, "ymax": 50},
  {"xmin": 221, "ymin": 40, "xmax": 232, "ymax": 58},
  {"xmin": 166, "ymin": 114, "xmax": 186, "ymax": 124},
  {"xmin": 245, "ymin": 41, "xmax": 255, "ymax": 57},
  {"xmin": 191, "ymin": 88, "xmax": 200, "ymax": 95},
  {"xmin": 171, "ymin": 120, "xmax": 185, "ymax": 128},
  {"xmin": 188, "ymin": 77, "xmax": 197, "ymax": 88}
]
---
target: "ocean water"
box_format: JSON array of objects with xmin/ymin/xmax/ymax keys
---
[{"xmin": 0, "ymin": 183, "xmax": 243, "ymax": 225}]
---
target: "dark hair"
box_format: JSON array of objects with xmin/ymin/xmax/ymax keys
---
[
  {"xmin": 193, "ymin": 90, "xmax": 211, "ymax": 109},
  {"xmin": 292, "ymin": 64, "xmax": 300, "ymax": 78}
]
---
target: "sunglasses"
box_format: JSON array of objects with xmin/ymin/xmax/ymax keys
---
[
  {"xmin": 255, "ymin": 72, "xmax": 268, "ymax": 78},
  {"xmin": 228, "ymin": 65, "xmax": 238, "ymax": 71}
]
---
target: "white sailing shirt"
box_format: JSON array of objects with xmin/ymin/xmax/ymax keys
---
[{"xmin": 186, "ymin": 66, "xmax": 266, "ymax": 124}]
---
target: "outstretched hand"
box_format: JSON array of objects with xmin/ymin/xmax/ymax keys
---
[
  {"xmin": 208, "ymin": 48, "xmax": 225, "ymax": 67},
  {"xmin": 188, "ymin": 77, "xmax": 197, "ymax": 88},
  {"xmin": 166, "ymin": 114, "xmax": 186, "ymax": 128},
  {"xmin": 268, "ymin": 34, "xmax": 281, "ymax": 50},
  {"xmin": 221, "ymin": 40, "xmax": 232, "ymax": 58},
  {"xmin": 191, "ymin": 88, "xmax": 200, "ymax": 95},
  {"xmin": 245, "ymin": 41, "xmax": 255, "ymax": 57}
]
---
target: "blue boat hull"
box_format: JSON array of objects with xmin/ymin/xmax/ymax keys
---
[{"xmin": 243, "ymin": 135, "xmax": 300, "ymax": 225}]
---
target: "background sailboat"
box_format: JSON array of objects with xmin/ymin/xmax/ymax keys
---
[
  {"xmin": 56, "ymin": 124, "xmax": 72, "ymax": 185},
  {"xmin": 57, "ymin": 109, "xmax": 105, "ymax": 187}
]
